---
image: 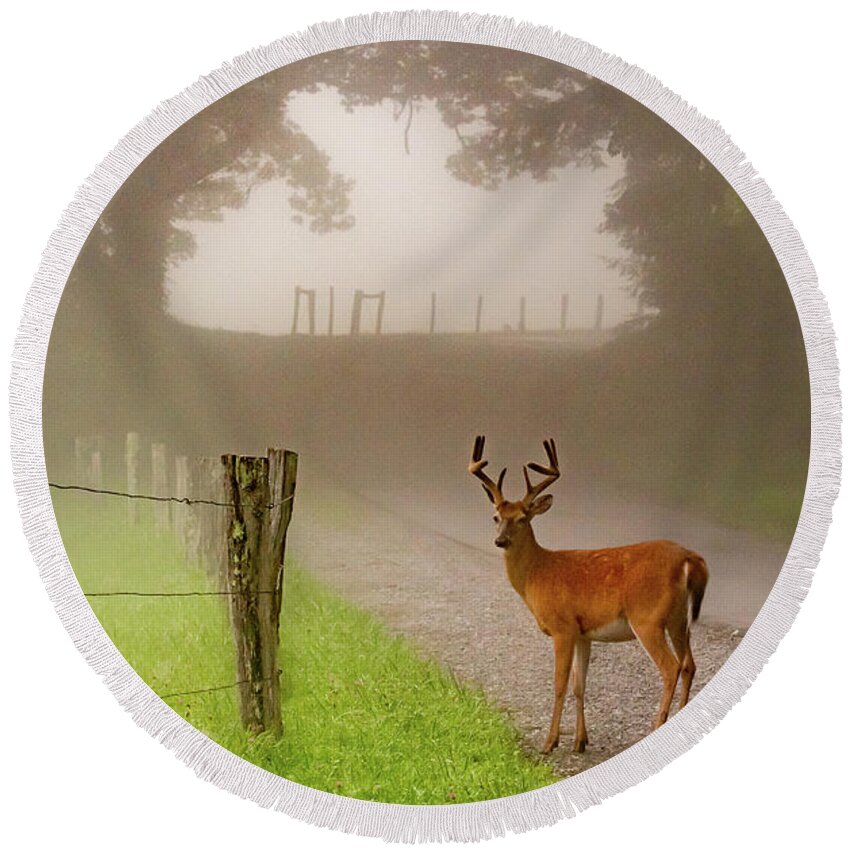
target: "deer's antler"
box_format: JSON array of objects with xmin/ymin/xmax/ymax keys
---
[
  {"xmin": 469, "ymin": 435, "xmax": 506, "ymax": 505},
  {"xmin": 523, "ymin": 438, "xmax": 560, "ymax": 506}
]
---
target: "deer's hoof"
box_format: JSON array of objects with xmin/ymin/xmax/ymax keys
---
[
  {"xmin": 573, "ymin": 739, "xmax": 587, "ymax": 754},
  {"xmin": 541, "ymin": 736, "xmax": 559, "ymax": 754}
]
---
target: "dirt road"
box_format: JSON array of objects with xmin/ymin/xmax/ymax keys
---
[
  {"xmin": 359, "ymin": 480, "xmax": 789, "ymax": 629},
  {"xmin": 287, "ymin": 479, "xmax": 769, "ymax": 775}
]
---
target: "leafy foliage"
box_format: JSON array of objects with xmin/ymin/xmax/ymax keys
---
[{"xmin": 64, "ymin": 43, "xmax": 801, "ymax": 349}]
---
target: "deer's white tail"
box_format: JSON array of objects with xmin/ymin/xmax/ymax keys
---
[{"xmin": 684, "ymin": 554, "xmax": 709, "ymax": 623}]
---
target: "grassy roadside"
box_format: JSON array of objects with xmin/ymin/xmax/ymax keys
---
[{"xmin": 53, "ymin": 494, "xmax": 557, "ymax": 804}]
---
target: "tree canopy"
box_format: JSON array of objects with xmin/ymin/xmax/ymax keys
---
[{"xmin": 64, "ymin": 42, "xmax": 796, "ymax": 351}]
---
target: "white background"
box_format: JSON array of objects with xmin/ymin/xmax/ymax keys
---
[{"xmin": 2, "ymin": 2, "xmax": 847, "ymax": 847}]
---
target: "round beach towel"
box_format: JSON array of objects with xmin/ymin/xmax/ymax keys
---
[{"xmin": 9, "ymin": 10, "xmax": 839, "ymax": 842}]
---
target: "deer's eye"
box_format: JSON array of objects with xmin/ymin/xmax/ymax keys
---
[{"xmin": 493, "ymin": 516, "xmax": 499, "ymax": 523}]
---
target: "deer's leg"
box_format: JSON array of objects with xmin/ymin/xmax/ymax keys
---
[
  {"xmin": 572, "ymin": 639, "xmax": 591, "ymax": 753},
  {"xmin": 667, "ymin": 611, "xmax": 696, "ymax": 710},
  {"xmin": 630, "ymin": 620, "xmax": 680, "ymax": 729},
  {"xmin": 543, "ymin": 632, "xmax": 575, "ymax": 754}
]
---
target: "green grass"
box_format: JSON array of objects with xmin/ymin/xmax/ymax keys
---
[{"xmin": 53, "ymin": 494, "xmax": 557, "ymax": 804}]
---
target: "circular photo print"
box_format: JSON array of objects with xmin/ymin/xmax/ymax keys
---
[{"xmin": 42, "ymin": 38, "xmax": 810, "ymax": 813}]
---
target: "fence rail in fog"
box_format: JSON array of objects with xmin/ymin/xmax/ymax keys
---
[{"xmin": 290, "ymin": 285, "xmax": 612, "ymax": 335}]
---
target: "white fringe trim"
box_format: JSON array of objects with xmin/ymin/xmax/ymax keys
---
[{"xmin": 7, "ymin": 8, "xmax": 840, "ymax": 843}]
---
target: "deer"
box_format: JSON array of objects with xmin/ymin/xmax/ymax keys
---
[{"xmin": 468, "ymin": 435, "xmax": 708, "ymax": 755}]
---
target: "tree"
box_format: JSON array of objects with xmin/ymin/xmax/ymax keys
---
[{"xmin": 61, "ymin": 67, "xmax": 355, "ymax": 351}]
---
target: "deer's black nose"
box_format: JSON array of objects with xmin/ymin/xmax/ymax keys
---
[{"xmin": 495, "ymin": 537, "xmax": 510, "ymax": 549}]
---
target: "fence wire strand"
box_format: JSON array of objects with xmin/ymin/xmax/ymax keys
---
[
  {"xmin": 52, "ymin": 476, "xmax": 291, "ymax": 716},
  {"xmin": 85, "ymin": 590, "xmax": 278, "ymax": 598},
  {"xmin": 158, "ymin": 670, "xmax": 282, "ymax": 701},
  {"xmin": 49, "ymin": 481, "xmax": 293, "ymax": 510}
]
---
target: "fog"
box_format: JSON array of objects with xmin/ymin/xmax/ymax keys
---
[
  {"xmin": 168, "ymin": 89, "xmax": 632, "ymax": 335},
  {"xmin": 44, "ymin": 43, "xmax": 810, "ymax": 632}
]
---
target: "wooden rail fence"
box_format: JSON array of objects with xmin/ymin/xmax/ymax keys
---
[{"xmin": 288, "ymin": 286, "xmax": 620, "ymax": 335}]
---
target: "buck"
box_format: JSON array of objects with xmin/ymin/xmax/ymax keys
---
[{"xmin": 469, "ymin": 436, "xmax": 708, "ymax": 754}]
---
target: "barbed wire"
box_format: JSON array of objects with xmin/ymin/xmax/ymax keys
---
[
  {"xmin": 52, "ymin": 480, "xmax": 290, "ymax": 709},
  {"xmin": 158, "ymin": 670, "xmax": 281, "ymax": 701},
  {"xmin": 85, "ymin": 589, "xmax": 278, "ymax": 598},
  {"xmin": 48, "ymin": 481, "xmax": 293, "ymax": 510}
]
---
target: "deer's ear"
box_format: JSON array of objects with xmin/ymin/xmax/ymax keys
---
[{"xmin": 528, "ymin": 494, "xmax": 553, "ymax": 516}]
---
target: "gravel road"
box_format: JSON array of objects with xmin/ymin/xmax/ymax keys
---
[{"xmin": 288, "ymin": 483, "xmax": 757, "ymax": 776}]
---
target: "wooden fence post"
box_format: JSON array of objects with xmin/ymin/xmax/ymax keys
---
[
  {"xmin": 560, "ymin": 294, "xmax": 569, "ymax": 332},
  {"xmin": 221, "ymin": 448, "xmax": 297, "ymax": 736},
  {"xmin": 183, "ymin": 459, "xmax": 202, "ymax": 568},
  {"xmin": 350, "ymin": 289, "xmax": 363, "ymax": 334},
  {"xmin": 429, "ymin": 291, "xmax": 437, "ymax": 334},
  {"xmin": 291, "ymin": 286, "xmax": 301, "ymax": 335},
  {"xmin": 195, "ymin": 458, "xmax": 212, "ymax": 573},
  {"xmin": 210, "ymin": 461, "xmax": 227, "ymax": 587},
  {"xmin": 125, "ymin": 432, "xmax": 139, "ymax": 525},
  {"xmin": 475, "ymin": 295, "xmax": 483, "ymax": 333},
  {"xmin": 595, "ymin": 293, "xmax": 604, "ymax": 330},
  {"xmin": 75, "ymin": 436, "xmax": 103, "ymax": 489},
  {"xmin": 328, "ymin": 286, "xmax": 335, "ymax": 336},
  {"xmin": 519, "ymin": 296, "xmax": 527, "ymax": 333},
  {"xmin": 151, "ymin": 443, "xmax": 169, "ymax": 534},
  {"xmin": 375, "ymin": 290, "xmax": 385, "ymax": 335},
  {"xmin": 74, "ymin": 436, "xmax": 88, "ymax": 484},
  {"xmin": 174, "ymin": 455, "xmax": 189, "ymax": 553},
  {"xmin": 291, "ymin": 287, "xmax": 317, "ymax": 335},
  {"xmin": 195, "ymin": 457, "xmax": 224, "ymax": 581},
  {"xmin": 90, "ymin": 448, "xmax": 103, "ymax": 490}
]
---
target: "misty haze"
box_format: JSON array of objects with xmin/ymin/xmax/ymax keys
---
[
  {"xmin": 168, "ymin": 87, "xmax": 631, "ymax": 335},
  {"xmin": 44, "ymin": 42, "xmax": 809, "ymax": 796}
]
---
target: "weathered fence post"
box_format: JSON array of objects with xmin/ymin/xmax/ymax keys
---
[
  {"xmin": 90, "ymin": 447, "xmax": 103, "ymax": 490},
  {"xmin": 560, "ymin": 293, "xmax": 569, "ymax": 332},
  {"xmin": 195, "ymin": 458, "xmax": 212, "ymax": 572},
  {"xmin": 350, "ymin": 289, "xmax": 363, "ymax": 334},
  {"xmin": 151, "ymin": 443, "xmax": 169, "ymax": 534},
  {"xmin": 291, "ymin": 286, "xmax": 301, "ymax": 335},
  {"xmin": 74, "ymin": 437, "xmax": 88, "ymax": 484},
  {"xmin": 210, "ymin": 461, "xmax": 227, "ymax": 587},
  {"xmin": 351, "ymin": 289, "xmax": 362, "ymax": 334},
  {"xmin": 221, "ymin": 448, "xmax": 297, "ymax": 736},
  {"xmin": 429, "ymin": 291, "xmax": 437, "ymax": 334},
  {"xmin": 75, "ymin": 436, "xmax": 103, "ymax": 489},
  {"xmin": 594, "ymin": 293, "xmax": 604, "ymax": 330},
  {"xmin": 519, "ymin": 296, "xmax": 527, "ymax": 333},
  {"xmin": 174, "ymin": 455, "xmax": 189, "ymax": 554},
  {"xmin": 125, "ymin": 432, "xmax": 140, "ymax": 525},
  {"xmin": 328, "ymin": 285, "xmax": 335, "ymax": 336},
  {"xmin": 349, "ymin": 290, "xmax": 385, "ymax": 334},
  {"xmin": 475, "ymin": 295, "xmax": 483, "ymax": 333},
  {"xmin": 292, "ymin": 287, "xmax": 317, "ymax": 335},
  {"xmin": 375, "ymin": 290, "xmax": 385, "ymax": 335},
  {"xmin": 183, "ymin": 459, "xmax": 203, "ymax": 567},
  {"xmin": 195, "ymin": 457, "xmax": 225, "ymax": 581}
]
